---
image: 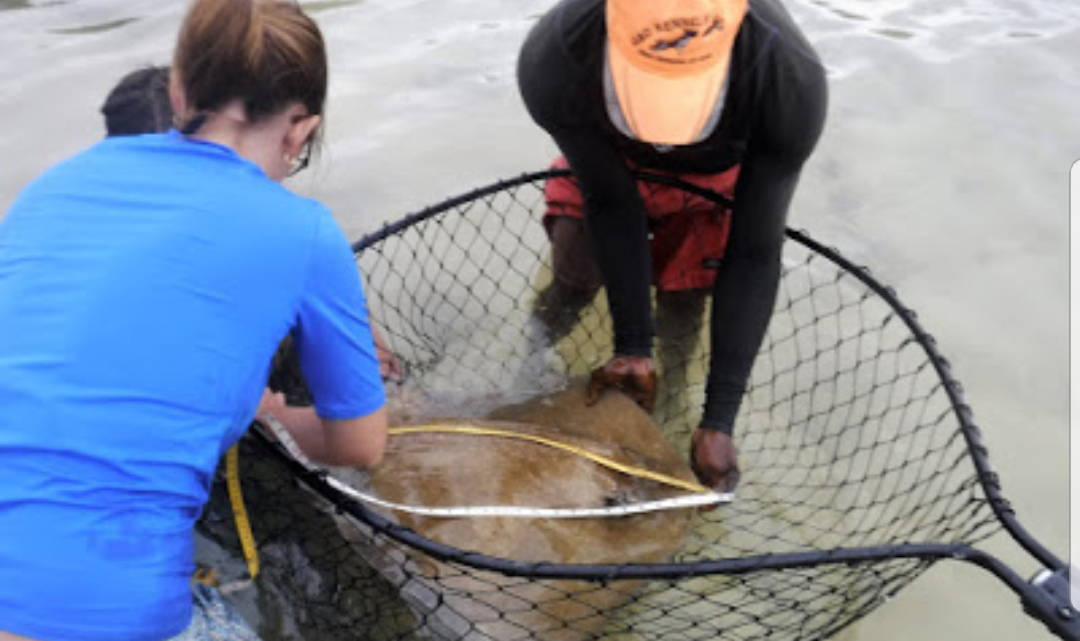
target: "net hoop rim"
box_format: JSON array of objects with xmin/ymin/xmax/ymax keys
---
[
  {"xmin": 247, "ymin": 169, "xmax": 1070, "ymax": 636},
  {"xmin": 350, "ymin": 168, "xmax": 1058, "ymax": 573}
]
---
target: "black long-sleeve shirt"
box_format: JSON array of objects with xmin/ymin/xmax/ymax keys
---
[{"xmin": 517, "ymin": 0, "xmax": 828, "ymax": 433}]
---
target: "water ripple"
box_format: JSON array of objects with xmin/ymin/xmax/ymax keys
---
[
  {"xmin": 50, "ymin": 16, "xmax": 135, "ymax": 35},
  {"xmin": 796, "ymin": 0, "xmax": 1080, "ymax": 69},
  {"xmin": 0, "ymin": 0, "xmax": 70, "ymax": 12}
]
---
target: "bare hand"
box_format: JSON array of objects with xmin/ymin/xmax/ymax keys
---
[
  {"xmin": 586, "ymin": 356, "xmax": 657, "ymax": 413},
  {"xmin": 372, "ymin": 327, "xmax": 404, "ymax": 383},
  {"xmin": 690, "ymin": 428, "xmax": 740, "ymax": 493},
  {"xmin": 376, "ymin": 343, "xmax": 404, "ymax": 382}
]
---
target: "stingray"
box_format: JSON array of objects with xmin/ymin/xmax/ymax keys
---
[{"xmin": 348, "ymin": 381, "xmax": 707, "ymax": 641}]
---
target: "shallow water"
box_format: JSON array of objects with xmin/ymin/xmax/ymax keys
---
[{"xmin": 0, "ymin": 0, "xmax": 1074, "ymax": 639}]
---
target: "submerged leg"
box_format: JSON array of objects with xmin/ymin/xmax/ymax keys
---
[
  {"xmin": 531, "ymin": 216, "xmax": 602, "ymax": 345},
  {"xmin": 654, "ymin": 288, "xmax": 709, "ymax": 429},
  {"xmin": 516, "ymin": 217, "xmax": 602, "ymax": 393}
]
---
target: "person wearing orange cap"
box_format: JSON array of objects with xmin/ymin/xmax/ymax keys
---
[{"xmin": 517, "ymin": 0, "xmax": 827, "ymax": 492}]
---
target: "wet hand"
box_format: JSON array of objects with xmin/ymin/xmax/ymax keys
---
[
  {"xmin": 372, "ymin": 327, "xmax": 405, "ymax": 383},
  {"xmin": 586, "ymin": 356, "xmax": 657, "ymax": 413},
  {"xmin": 376, "ymin": 343, "xmax": 404, "ymax": 383},
  {"xmin": 690, "ymin": 428, "xmax": 740, "ymax": 494}
]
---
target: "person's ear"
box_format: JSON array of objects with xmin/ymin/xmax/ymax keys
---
[{"xmin": 285, "ymin": 113, "xmax": 321, "ymax": 159}]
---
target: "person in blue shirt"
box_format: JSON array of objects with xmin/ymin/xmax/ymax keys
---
[
  {"xmin": 0, "ymin": 1, "xmax": 389, "ymax": 640},
  {"xmin": 100, "ymin": 64, "xmax": 403, "ymax": 385}
]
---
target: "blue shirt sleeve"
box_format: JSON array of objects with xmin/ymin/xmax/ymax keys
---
[{"xmin": 293, "ymin": 211, "xmax": 386, "ymax": 420}]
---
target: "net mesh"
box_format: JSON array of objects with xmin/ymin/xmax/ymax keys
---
[{"xmin": 196, "ymin": 171, "xmax": 1003, "ymax": 641}]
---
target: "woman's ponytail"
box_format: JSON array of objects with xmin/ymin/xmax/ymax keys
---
[{"xmin": 173, "ymin": 0, "xmax": 326, "ymax": 126}]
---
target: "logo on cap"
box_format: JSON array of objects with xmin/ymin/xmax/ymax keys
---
[
  {"xmin": 648, "ymin": 17, "xmax": 723, "ymax": 53},
  {"xmin": 622, "ymin": 13, "xmax": 727, "ymax": 74}
]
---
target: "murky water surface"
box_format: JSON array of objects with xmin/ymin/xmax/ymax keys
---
[{"xmin": 0, "ymin": 1, "xmax": 1075, "ymax": 639}]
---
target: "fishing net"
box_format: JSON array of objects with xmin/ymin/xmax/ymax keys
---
[{"xmin": 195, "ymin": 170, "xmax": 1075, "ymax": 641}]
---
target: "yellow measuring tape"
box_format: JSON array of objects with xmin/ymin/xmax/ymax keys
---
[
  {"xmin": 388, "ymin": 424, "xmax": 711, "ymax": 494},
  {"xmin": 194, "ymin": 444, "xmax": 259, "ymax": 590},
  {"xmin": 207, "ymin": 421, "xmax": 712, "ymax": 586},
  {"xmin": 225, "ymin": 444, "xmax": 260, "ymax": 581}
]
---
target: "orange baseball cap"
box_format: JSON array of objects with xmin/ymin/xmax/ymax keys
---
[{"xmin": 607, "ymin": 0, "xmax": 747, "ymax": 145}]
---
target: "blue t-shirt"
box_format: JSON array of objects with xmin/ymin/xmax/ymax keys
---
[{"xmin": 0, "ymin": 132, "xmax": 386, "ymax": 641}]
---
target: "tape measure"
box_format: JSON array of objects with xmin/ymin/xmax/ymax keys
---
[
  {"xmin": 262, "ymin": 416, "xmax": 732, "ymax": 519},
  {"xmin": 224, "ymin": 444, "xmax": 259, "ymax": 590},
  {"xmin": 387, "ymin": 424, "xmax": 713, "ymax": 495},
  {"xmin": 193, "ymin": 444, "xmax": 260, "ymax": 594},
  {"xmin": 320, "ymin": 474, "xmax": 729, "ymax": 518},
  {"xmin": 206, "ymin": 416, "xmax": 731, "ymax": 588}
]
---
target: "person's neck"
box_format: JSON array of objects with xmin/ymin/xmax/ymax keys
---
[{"xmin": 189, "ymin": 101, "xmax": 284, "ymax": 179}]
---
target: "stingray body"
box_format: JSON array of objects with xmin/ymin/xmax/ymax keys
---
[{"xmin": 354, "ymin": 382, "xmax": 699, "ymax": 640}]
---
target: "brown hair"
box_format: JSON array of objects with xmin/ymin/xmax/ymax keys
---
[{"xmin": 173, "ymin": 0, "xmax": 326, "ymax": 131}]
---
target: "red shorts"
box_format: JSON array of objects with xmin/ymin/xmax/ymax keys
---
[{"xmin": 542, "ymin": 156, "xmax": 738, "ymax": 291}]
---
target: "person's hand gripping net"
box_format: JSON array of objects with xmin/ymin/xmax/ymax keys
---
[
  {"xmin": 586, "ymin": 355, "xmax": 657, "ymax": 413},
  {"xmin": 690, "ymin": 428, "xmax": 740, "ymax": 494}
]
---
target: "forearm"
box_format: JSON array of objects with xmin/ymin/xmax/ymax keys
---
[
  {"xmin": 701, "ymin": 246, "xmax": 782, "ymax": 433},
  {"xmin": 260, "ymin": 400, "xmax": 388, "ymax": 468},
  {"xmin": 554, "ymin": 129, "xmax": 655, "ymax": 356},
  {"xmin": 584, "ymin": 202, "xmax": 654, "ymax": 356},
  {"xmin": 699, "ymin": 151, "xmax": 799, "ymax": 433},
  {"xmin": 261, "ymin": 402, "xmax": 331, "ymax": 461}
]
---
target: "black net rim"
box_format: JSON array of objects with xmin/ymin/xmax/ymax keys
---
[{"xmin": 255, "ymin": 169, "xmax": 1057, "ymax": 581}]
